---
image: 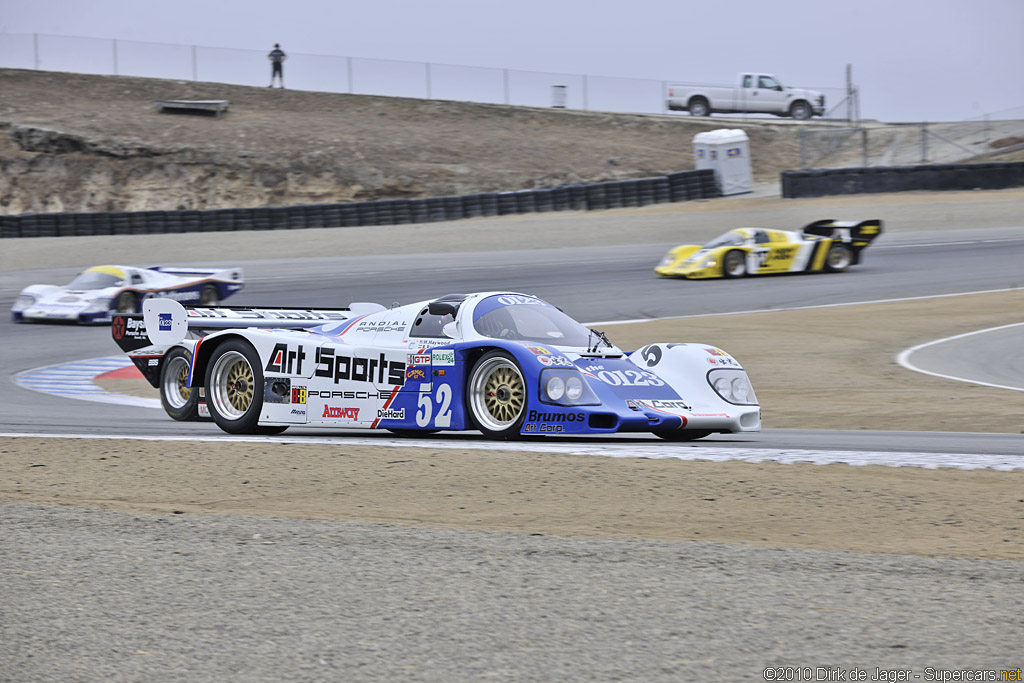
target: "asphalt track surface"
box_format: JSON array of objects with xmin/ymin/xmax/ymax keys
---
[
  {"xmin": 3, "ymin": 205, "xmax": 1024, "ymax": 682},
  {"xmin": 2, "ymin": 225, "xmax": 1023, "ymax": 455}
]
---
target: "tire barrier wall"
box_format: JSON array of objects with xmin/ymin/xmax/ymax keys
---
[
  {"xmin": 781, "ymin": 162, "xmax": 1024, "ymax": 199},
  {"xmin": 1, "ymin": 170, "xmax": 719, "ymax": 238}
]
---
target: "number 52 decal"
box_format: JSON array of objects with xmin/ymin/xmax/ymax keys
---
[{"xmin": 416, "ymin": 384, "xmax": 453, "ymax": 428}]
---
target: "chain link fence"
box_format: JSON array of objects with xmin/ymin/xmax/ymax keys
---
[
  {"xmin": 0, "ymin": 31, "xmax": 848, "ymax": 117},
  {"xmin": 798, "ymin": 108, "xmax": 1024, "ymax": 170}
]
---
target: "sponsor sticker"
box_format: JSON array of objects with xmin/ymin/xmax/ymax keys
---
[
  {"xmin": 322, "ymin": 406, "xmax": 360, "ymax": 419},
  {"xmin": 523, "ymin": 423, "xmax": 565, "ymax": 433},
  {"xmin": 537, "ymin": 355, "xmax": 574, "ymax": 367},
  {"xmin": 158, "ymin": 313, "xmax": 173, "ymax": 331},
  {"xmin": 291, "ymin": 387, "xmax": 307, "ymax": 404},
  {"xmin": 266, "ymin": 343, "xmax": 307, "ymax": 375},
  {"xmin": 377, "ymin": 408, "xmax": 405, "ymax": 420},
  {"xmin": 527, "ymin": 410, "xmax": 584, "ymax": 423},
  {"xmin": 314, "ymin": 348, "xmax": 405, "ymax": 386},
  {"xmin": 431, "ymin": 350, "xmax": 455, "ymax": 366}
]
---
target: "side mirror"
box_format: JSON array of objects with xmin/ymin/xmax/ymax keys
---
[
  {"xmin": 442, "ymin": 321, "xmax": 459, "ymax": 339},
  {"xmin": 428, "ymin": 301, "xmax": 457, "ymax": 316}
]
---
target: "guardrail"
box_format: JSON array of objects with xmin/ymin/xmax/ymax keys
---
[
  {"xmin": 781, "ymin": 162, "xmax": 1024, "ymax": 198},
  {"xmin": 0, "ymin": 170, "xmax": 718, "ymax": 238}
]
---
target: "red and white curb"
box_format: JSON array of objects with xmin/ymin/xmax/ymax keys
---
[{"xmin": 14, "ymin": 356, "xmax": 161, "ymax": 409}]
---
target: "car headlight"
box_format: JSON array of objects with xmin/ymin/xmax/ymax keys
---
[
  {"xmin": 12, "ymin": 294, "xmax": 36, "ymax": 312},
  {"xmin": 701, "ymin": 256, "xmax": 718, "ymax": 268},
  {"xmin": 545, "ymin": 376, "xmax": 565, "ymax": 401},
  {"xmin": 540, "ymin": 369, "xmax": 600, "ymax": 406},
  {"xmin": 565, "ymin": 376, "xmax": 584, "ymax": 401},
  {"xmin": 82, "ymin": 299, "xmax": 111, "ymax": 313},
  {"xmin": 708, "ymin": 368, "xmax": 757, "ymax": 405}
]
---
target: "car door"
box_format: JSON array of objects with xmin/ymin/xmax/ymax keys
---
[
  {"xmin": 755, "ymin": 231, "xmax": 800, "ymax": 273},
  {"xmin": 750, "ymin": 75, "xmax": 787, "ymax": 114}
]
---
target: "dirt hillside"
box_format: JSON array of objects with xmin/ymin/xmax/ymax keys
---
[{"xmin": 0, "ymin": 67, "xmax": 811, "ymax": 214}]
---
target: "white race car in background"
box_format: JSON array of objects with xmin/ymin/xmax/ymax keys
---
[{"xmin": 12, "ymin": 265, "xmax": 244, "ymax": 324}]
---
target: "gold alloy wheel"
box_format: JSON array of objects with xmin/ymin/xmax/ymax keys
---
[
  {"xmin": 162, "ymin": 354, "xmax": 192, "ymax": 409},
  {"xmin": 470, "ymin": 355, "xmax": 525, "ymax": 433},
  {"xmin": 210, "ymin": 350, "xmax": 255, "ymax": 419}
]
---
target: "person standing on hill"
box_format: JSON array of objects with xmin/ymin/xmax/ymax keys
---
[{"xmin": 268, "ymin": 44, "xmax": 287, "ymax": 88}]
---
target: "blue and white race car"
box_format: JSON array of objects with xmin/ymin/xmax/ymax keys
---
[
  {"xmin": 12, "ymin": 265, "xmax": 244, "ymax": 324},
  {"xmin": 113, "ymin": 292, "xmax": 760, "ymax": 441}
]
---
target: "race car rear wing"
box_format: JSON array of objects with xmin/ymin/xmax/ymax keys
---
[
  {"xmin": 801, "ymin": 219, "xmax": 883, "ymax": 246},
  {"xmin": 112, "ymin": 299, "xmax": 385, "ymax": 352}
]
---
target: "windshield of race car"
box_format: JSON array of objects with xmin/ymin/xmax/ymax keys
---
[
  {"xmin": 472, "ymin": 295, "xmax": 592, "ymax": 346},
  {"xmin": 704, "ymin": 231, "xmax": 746, "ymax": 249},
  {"xmin": 67, "ymin": 268, "xmax": 124, "ymax": 290}
]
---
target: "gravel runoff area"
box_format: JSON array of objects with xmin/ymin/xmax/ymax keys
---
[
  {"xmin": 2, "ymin": 502, "xmax": 1022, "ymax": 683},
  {"xmin": 2, "ymin": 189, "xmax": 1023, "ymax": 681}
]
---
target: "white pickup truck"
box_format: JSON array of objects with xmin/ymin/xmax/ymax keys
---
[{"xmin": 666, "ymin": 73, "xmax": 825, "ymax": 120}]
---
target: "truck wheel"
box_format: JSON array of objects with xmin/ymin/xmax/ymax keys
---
[
  {"xmin": 824, "ymin": 243, "xmax": 854, "ymax": 272},
  {"xmin": 689, "ymin": 97, "xmax": 710, "ymax": 117},
  {"xmin": 722, "ymin": 250, "xmax": 747, "ymax": 278},
  {"xmin": 789, "ymin": 101, "xmax": 812, "ymax": 120}
]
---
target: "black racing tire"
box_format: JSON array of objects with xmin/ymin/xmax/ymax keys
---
[
  {"xmin": 654, "ymin": 429, "xmax": 713, "ymax": 441},
  {"xmin": 255, "ymin": 426, "xmax": 289, "ymax": 435},
  {"xmin": 160, "ymin": 347, "xmax": 199, "ymax": 421},
  {"xmin": 115, "ymin": 290, "xmax": 138, "ymax": 314},
  {"xmin": 205, "ymin": 339, "xmax": 266, "ymax": 434},
  {"xmin": 688, "ymin": 97, "xmax": 710, "ymax": 117},
  {"xmin": 466, "ymin": 350, "xmax": 527, "ymax": 439},
  {"xmin": 789, "ymin": 100, "xmax": 812, "ymax": 120},
  {"xmin": 722, "ymin": 250, "xmax": 747, "ymax": 278},
  {"xmin": 386, "ymin": 429, "xmax": 439, "ymax": 437},
  {"xmin": 199, "ymin": 284, "xmax": 220, "ymax": 306},
  {"xmin": 824, "ymin": 243, "xmax": 854, "ymax": 273}
]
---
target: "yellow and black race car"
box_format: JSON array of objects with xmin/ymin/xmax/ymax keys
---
[{"xmin": 655, "ymin": 219, "xmax": 883, "ymax": 279}]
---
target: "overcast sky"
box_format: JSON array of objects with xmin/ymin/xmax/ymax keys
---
[{"xmin": 2, "ymin": 0, "xmax": 1022, "ymax": 122}]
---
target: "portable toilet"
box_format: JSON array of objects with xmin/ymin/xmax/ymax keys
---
[{"xmin": 693, "ymin": 129, "xmax": 752, "ymax": 195}]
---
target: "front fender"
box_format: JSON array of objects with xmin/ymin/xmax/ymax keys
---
[{"xmin": 629, "ymin": 342, "xmax": 757, "ymax": 407}]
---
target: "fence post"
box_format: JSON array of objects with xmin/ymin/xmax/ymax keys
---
[
  {"xmin": 33, "ymin": 33, "xmax": 40, "ymax": 70},
  {"xmin": 503, "ymin": 69, "xmax": 509, "ymax": 105},
  {"xmin": 112, "ymin": 39, "xmax": 118, "ymax": 76},
  {"xmin": 921, "ymin": 122, "xmax": 928, "ymax": 163},
  {"xmin": 191, "ymin": 45, "xmax": 197, "ymax": 81},
  {"xmin": 861, "ymin": 127, "xmax": 868, "ymax": 166},
  {"xmin": 661, "ymin": 80, "xmax": 667, "ymax": 114},
  {"xmin": 347, "ymin": 56, "xmax": 353, "ymax": 93},
  {"xmin": 425, "ymin": 62, "xmax": 431, "ymax": 99},
  {"xmin": 582, "ymin": 75, "xmax": 588, "ymax": 111}
]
